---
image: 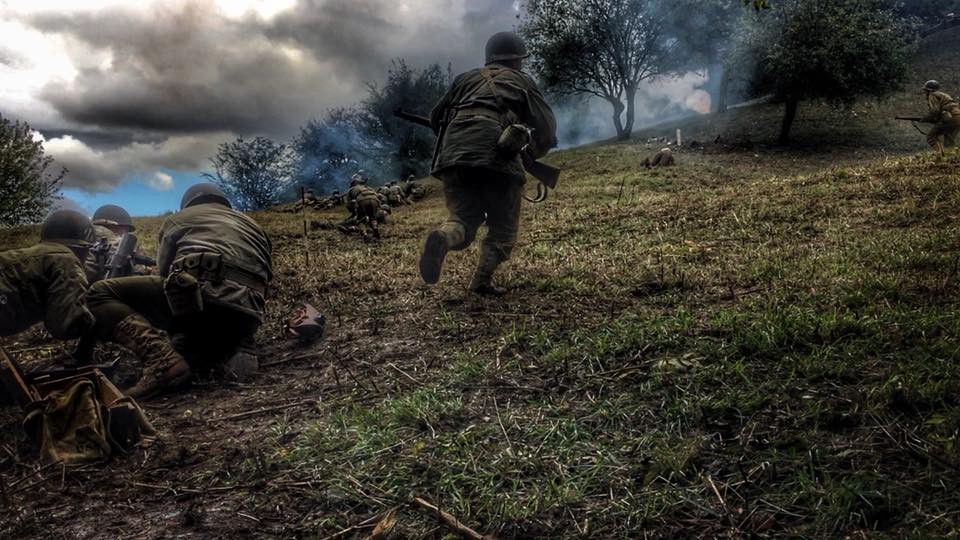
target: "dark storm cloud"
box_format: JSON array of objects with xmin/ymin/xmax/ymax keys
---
[
  {"xmin": 25, "ymin": 0, "xmax": 517, "ymax": 140},
  {"xmin": 13, "ymin": 0, "xmax": 519, "ymax": 192}
]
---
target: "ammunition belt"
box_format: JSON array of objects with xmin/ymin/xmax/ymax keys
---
[{"xmin": 171, "ymin": 253, "xmax": 268, "ymax": 295}]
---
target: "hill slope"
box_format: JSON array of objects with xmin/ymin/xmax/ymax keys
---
[{"xmin": 3, "ymin": 28, "xmax": 960, "ymax": 540}]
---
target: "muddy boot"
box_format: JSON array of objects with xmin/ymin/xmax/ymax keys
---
[
  {"xmin": 419, "ymin": 230, "xmax": 449, "ymax": 285},
  {"xmin": 112, "ymin": 315, "xmax": 192, "ymax": 399},
  {"xmin": 468, "ymin": 249, "xmax": 507, "ymax": 296}
]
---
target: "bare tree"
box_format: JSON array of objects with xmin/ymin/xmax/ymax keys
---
[
  {"xmin": 0, "ymin": 114, "xmax": 63, "ymax": 226},
  {"xmin": 522, "ymin": 0, "xmax": 675, "ymax": 140}
]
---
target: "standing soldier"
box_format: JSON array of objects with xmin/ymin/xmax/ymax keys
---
[
  {"xmin": 86, "ymin": 184, "xmax": 273, "ymax": 398},
  {"xmin": 922, "ymin": 80, "xmax": 960, "ymax": 154},
  {"xmin": 419, "ymin": 31, "xmax": 558, "ymax": 295},
  {"xmin": 0, "ymin": 210, "xmax": 96, "ymax": 340}
]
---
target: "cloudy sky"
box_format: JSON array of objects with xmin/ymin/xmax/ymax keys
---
[{"xmin": 1, "ymin": 0, "xmax": 707, "ymax": 215}]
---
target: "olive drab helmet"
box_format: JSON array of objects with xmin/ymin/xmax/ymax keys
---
[
  {"xmin": 92, "ymin": 204, "xmax": 135, "ymax": 231},
  {"xmin": 350, "ymin": 171, "xmax": 367, "ymax": 186},
  {"xmin": 485, "ymin": 31, "xmax": 529, "ymax": 65},
  {"xmin": 180, "ymin": 183, "xmax": 231, "ymax": 209},
  {"xmin": 40, "ymin": 209, "xmax": 95, "ymax": 249},
  {"xmin": 924, "ymin": 80, "xmax": 941, "ymax": 92}
]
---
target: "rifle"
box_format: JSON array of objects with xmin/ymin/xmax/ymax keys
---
[
  {"xmin": 393, "ymin": 109, "xmax": 561, "ymax": 190},
  {"xmin": 895, "ymin": 116, "xmax": 931, "ymax": 123}
]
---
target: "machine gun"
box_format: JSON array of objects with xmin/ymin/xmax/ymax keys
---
[
  {"xmin": 393, "ymin": 109, "xmax": 561, "ymax": 190},
  {"xmin": 105, "ymin": 233, "xmax": 156, "ymax": 279}
]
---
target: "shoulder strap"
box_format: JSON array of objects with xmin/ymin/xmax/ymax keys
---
[{"xmin": 480, "ymin": 68, "xmax": 507, "ymax": 115}]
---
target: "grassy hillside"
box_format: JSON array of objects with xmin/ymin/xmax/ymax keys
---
[{"xmin": 2, "ymin": 28, "xmax": 960, "ymax": 540}]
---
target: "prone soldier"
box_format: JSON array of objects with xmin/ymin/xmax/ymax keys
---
[
  {"xmin": 0, "ymin": 210, "xmax": 96, "ymax": 341},
  {"xmin": 85, "ymin": 184, "xmax": 273, "ymax": 398},
  {"xmin": 419, "ymin": 31, "xmax": 558, "ymax": 295}
]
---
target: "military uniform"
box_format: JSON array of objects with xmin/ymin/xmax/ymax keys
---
[
  {"xmin": 345, "ymin": 184, "xmax": 384, "ymax": 238},
  {"xmin": 925, "ymin": 90, "xmax": 960, "ymax": 152},
  {"xmin": 0, "ymin": 242, "xmax": 94, "ymax": 339},
  {"xmin": 86, "ymin": 184, "xmax": 273, "ymax": 397},
  {"xmin": 84, "ymin": 224, "xmax": 121, "ymax": 282},
  {"xmin": 422, "ymin": 54, "xmax": 557, "ymax": 292},
  {"xmin": 386, "ymin": 184, "xmax": 408, "ymax": 206}
]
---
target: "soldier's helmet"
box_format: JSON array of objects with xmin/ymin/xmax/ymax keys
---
[
  {"xmin": 92, "ymin": 204, "xmax": 135, "ymax": 231},
  {"xmin": 41, "ymin": 209, "xmax": 95, "ymax": 249},
  {"xmin": 485, "ymin": 32, "xmax": 529, "ymax": 65},
  {"xmin": 924, "ymin": 80, "xmax": 941, "ymax": 92},
  {"xmin": 180, "ymin": 183, "xmax": 231, "ymax": 209},
  {"xmin": 350, "ymin": 172, "xmax": 367, "ymax": 186},
  {"xmin": 406, "ymin": 174, "xmax": 415, "ymax": 182}
]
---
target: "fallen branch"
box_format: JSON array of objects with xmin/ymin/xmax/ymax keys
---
[
  {"xmin": 261, "ymin": 349, "xmax": 328, "ymax": 369},
  {"xmin": 216, "ymin": 398, "xmax": 319, "ymax": 422},
  {"xmin": 412, "ymin": 496, "xmax": 486, "ymax": 540}
]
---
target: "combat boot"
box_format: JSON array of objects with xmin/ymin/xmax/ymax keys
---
[
  {"xmin": 112, "ymin": 315, "xmax": 192, "ymax": 399},
  {"xmin": 419, "ymin": 230, "xmax": 449, "ymax": 284},
  {"xmin": 468, "ymin": 249, "xmax": 507, "ymax": 296}
]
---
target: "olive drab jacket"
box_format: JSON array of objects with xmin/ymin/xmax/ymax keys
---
[
  {"xmin": 347, "ymin": 185, "xmax": 380, "ymax": 204},
  {"xmin": 83, "ymin": 224, "xmax": 120, "ymax": 283},
  {"xmin": 430, "ymin": 64, "xmax": 557, "ymax": 180},
  {"xmin": 0, "ymin": 242, "xmax": 94, "ymax": 339},
  {"xmin": 158, "ymin": 203, "xmax": 273, "ymax": 322},
  {"xmin": 926, "ymin": 91, "xmax": 960, "ymax": 123}
]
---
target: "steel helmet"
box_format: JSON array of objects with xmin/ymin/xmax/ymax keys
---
[
  {"xmin": 924, "ymin": 80, "xmax": 941, "ymax": 92},
  {"xmin": 92, "ymin": 204, "xmax": 135, "ymax": 231},
  {"xmin": 40, "ymin": 209, "xmax": 95, "ymax": 249},
  {"xmin": 180, "ymin": 183, "xmax": 231, "ymax": 209},
  {"xmin": 485, "ymin": 32, "xmax": 529, "ymax": 64}
]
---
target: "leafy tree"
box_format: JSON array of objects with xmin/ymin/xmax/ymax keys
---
[
  {"xmin": 204, "ymin": 136, "xmax": 297, "ymax": 211},
  {"xmin": 521, "ymin": 0, "xmax": 676, "ymax": 140},
  {"xmin": 0, "ymin": 114, "xmax": 63, "ymax": 226},
  {"xmin": 736, "ymin": 0, "xmax": 916, "ymax": 143},
  {"xmin": 359, "ymin": 60, "xmax": 450, "ymax": 179}
]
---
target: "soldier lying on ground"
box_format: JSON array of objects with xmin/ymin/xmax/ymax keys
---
[
  {"xmin": 85, "ymin": 183, "xmax": 273, "ymax": 398},
  {"xmin": 0, "ymin": 210, "xmax": 96, "ymax": 341},
  {"xmin": 641, "ymin": 147, "xmax": 675, "ymax": 168}
]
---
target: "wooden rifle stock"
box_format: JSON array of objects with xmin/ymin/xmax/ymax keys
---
[{"xmin": 393, "ymin": 108, "xmax": 561, "ymax": 189}]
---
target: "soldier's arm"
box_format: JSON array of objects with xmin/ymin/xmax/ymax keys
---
[
  {"xmin": 520, "ymin": 76, "xmax": 559, "ymax": 159},
  {"xmin": 156, "ymin": 216, "xmax": 185, "ymax": 276},
  {"xmin": 430, "ymin": 77, "xmax": 461, "ymax": 133},
  {"xmin": 43, "ymin": 255, "xmax": 95, "ymax": 340}
]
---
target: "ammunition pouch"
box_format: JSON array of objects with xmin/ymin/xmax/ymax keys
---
[
  {"xmin": 164, "ymin": 271, "xmax": 203, "ymax": 317},
  {"xmin": 497, "ymin": 123, "xmax": 533, "ymax": 159},
  {"xmin": 171, "ymin": 252, "xmax": 268, "ymax": 295}
]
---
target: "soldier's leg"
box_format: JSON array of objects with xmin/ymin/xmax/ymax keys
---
[
  {"xmin": 469, "ymin": 177, "xmax": 524, "ymax": 295},
  {"xmin": 420, "ymin": 169, "xmax": 483, "ymax": 285},
  {"xmin": 87, "ymin": 276, "xmax": 192, "ymax": 398},
  {"xmin": 927, "ymin": 125, "xmax": 946, "ymax": 154}
]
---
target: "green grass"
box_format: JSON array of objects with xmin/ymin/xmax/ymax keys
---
[{"xmin": 3, "ymin": 27, "xmax": 960, "ymax": 540}]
